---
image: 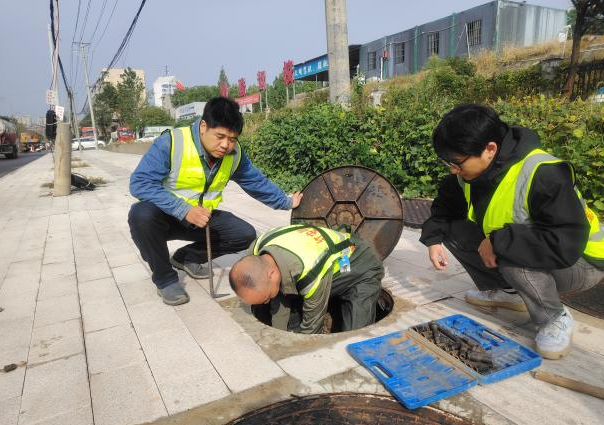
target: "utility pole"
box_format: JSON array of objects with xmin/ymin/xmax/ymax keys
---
[
  {"xmin": 54, "ymin": 122, "xmax": 71, "ymax": 196},
  {"xmin": 47, "ymin": 24, "xmax": 60, "ymax": 109},
  {"xmin": 74, "ymin": 42, "xmax": 99, "ymax": 149},
  {"xmin": 325, "ymin": 0, "xmax": 351, "ymax": 105}
]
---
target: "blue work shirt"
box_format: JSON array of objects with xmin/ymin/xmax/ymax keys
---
[{"xmin": 129, "ymin": 118, "xmax": 292, "ymax": 220}]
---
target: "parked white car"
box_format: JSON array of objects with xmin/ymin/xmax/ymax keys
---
[{"xmin": 71, "ymin": 138, "xmax": 106, "ymax": 150}]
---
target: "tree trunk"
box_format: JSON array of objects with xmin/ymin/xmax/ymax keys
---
[{"xmin": 563, "ymin": 6, "xmax": 586, "ymax": 99}]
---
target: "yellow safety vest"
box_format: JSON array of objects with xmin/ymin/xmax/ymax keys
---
[
  {"xmin": 163, "ymin": 125, "xmax": 241, "ymax": 211},
  {"xmin": 253, "ymin": 225, "xmax": 354, "ymax": 299},
  {"xmin": 459, "ymin": 148, "xmax": 604, "ymax": 261}
]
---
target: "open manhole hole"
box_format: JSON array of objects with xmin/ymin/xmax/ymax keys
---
[
  {"xmin": 227, "ymin": 393, "xmax": 471, "ymax": 424},
  {"xmin": 252, "ymin": 288, "xmax": 393, "ymax": 334}
]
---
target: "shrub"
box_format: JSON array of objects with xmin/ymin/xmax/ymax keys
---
[{"xmin": 241, "ymin": 61, "xmax": 604, "ymax": 217}]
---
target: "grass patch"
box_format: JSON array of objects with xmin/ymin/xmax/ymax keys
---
[
  {"xmin": 87, "ymin": 176, "xmax": 107, "ymax": 185},
  {"xmin": 71, "ymin": 161, "xmax": 90, "ymax": 168}
]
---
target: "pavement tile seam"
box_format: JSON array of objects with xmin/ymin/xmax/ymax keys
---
[{"xmin": 81, "ymin": 217, "xmax": 170, "ymax": 412}]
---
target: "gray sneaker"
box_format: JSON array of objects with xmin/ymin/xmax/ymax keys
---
[
  {"xmin": 170, "ymin": 256, "xmax": 212, "ymax": 279},
  {"xmin": 156, "ymin": 282, "xmax": 190, "ymax": 306}
]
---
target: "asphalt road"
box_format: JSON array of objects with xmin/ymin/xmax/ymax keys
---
[{"xmin": 0, "ymin": 151, "xmax": 49, "ymax": 179}]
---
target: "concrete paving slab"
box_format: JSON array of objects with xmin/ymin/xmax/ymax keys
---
[
  {"xmin": 75, "ymin": 259, "xmax": 112, "ymax": 283},
  {"xmin": 37, "ymin": 275, "xmax": 78, "ymax": 301},
  {"xmin": 128, "ymin": 300, "xmax": 185, "ymax": 337},
  {"xmin": 90, "ymin": 362, "xmax": 166, "ymax": 425},
  {"xmin": 42, "ymin": 244, "xmax": 74, "ymax": 265},
  {"xmin": 118, "ymin": 278, "xmax": 159, "ymax": 307},
  {"xmin": 5, "ymin": 260, "xmax": 41, "ymax": 280},
  {"xmin": 112, "ymin": 263, "xmax": 150, "ymax": 285},
  {"xmin": 0, "ymin": 365, "xmax": 26, "ymax": 401},
  {"xmin": 0, "ymin": 292, "xmax": 37, "ymax": 322},
  {"xmin": 80, "ymin": 296, "xmax": 130, "ymax": 333},
  {"xmin": 33, "ymin": 293, "xmax": 81, "ymax": 329},
  {"xmin": 277, "ymin": 339, "xmax": 362, "ymax": 385},
  {"xmin": 28, "ymin": 319, "xmax": 84, "ymax": 366},
  {"xmin": 23, "ymin": 406, "xmax": 94, "ymax": 425},
  {"xmin": 78, "ymin": 277, "xmax": 121, "ymax": 303},
  {"xmin": 85, "ymin": 324, "xmax": 145, "ymax": 374},
  {"xmin": 0, "ymin": 396, "xmax": 20, "ymax": 425},
  {"xmin": 176, "ymin": 292, "xmax": 285, "ymax": 393},
  {"xmin": 40, "ymin": 261, "xmax": 76, "ymax": 282},
  {"xmin": 11, "ymin": 248, "xmax": 44, "ymax": 263},
  {"xmin": 19, "ymin": 354, "xmax": 90, "ymax": 425},
  {"xmin": 139, "ymin": 327, "xmax": 231, "ymax": 413},
  {"xmin": 0, "ymin": 275, "xmax": 40, "ymax": 297},
  {"xmin": 106, "ymin": 251, "xmax": 142, "ymax": 268}
]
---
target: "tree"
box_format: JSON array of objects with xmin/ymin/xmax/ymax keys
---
[
  {"xmin": 563, "ymin": 1, "xmax": 604, "ymax": 97},
  {"xmin": 116, "ymin": 67, "xmax": 145, "ymax": 129},
  {"xmin": 172, "ymin": 85, "xmax": 220, "ymax": 107},
  {"xmin": 136, "ymin": 106, "xmax": 175, "ymax": 129},
  {"xmin": 217, "ymin": 66, "xmax": 229, "ymax": 88},
  {"xmin": 93, "ymin": 82, "xmax": 118, "ymax": 139}
]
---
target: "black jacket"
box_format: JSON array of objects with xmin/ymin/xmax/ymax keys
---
[{"xmin": 420, "ymin": 126, "xmax": 596, "ymax": 269}]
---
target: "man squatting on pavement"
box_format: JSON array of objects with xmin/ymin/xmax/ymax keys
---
[
  {"xmin": 421, "ymin": 104, "xmax": 604, "ymax": 359},
  {"xmin": 229, "ymin": 224, "xmax": 385, "ymax": 334},
  {"xmin": 128, "ymin": 97, "xmax": 302, "ymax": 305}
]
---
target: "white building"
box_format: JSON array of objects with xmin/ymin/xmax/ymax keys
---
[
  {"xmin": 175, "ymin": 102, "xmax": 206, "ymax": 121},
  {"xmin": 153, "ymin": 76, "xmax": 177, "ymax": 107}
]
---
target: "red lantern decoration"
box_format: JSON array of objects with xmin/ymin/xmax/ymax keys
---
[
  {"xmin": 238, "ymin": 78, "xmax": 246, "ymax": 97},
  {"xmin": 257, "ymin": 70, "xmax": 266, "ymax": 91}
]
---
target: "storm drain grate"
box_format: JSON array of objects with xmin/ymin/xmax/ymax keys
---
[
  {"xmin": 227, "ymin": 393, "xmax": 472, "ymax": 425},
  {"xmin": 561, "ymin": 280, "xmax": 604, "ymax": 320},
  {"xmin": 402, "ymin": 199, "xmax": 432, "ymax": 229}
]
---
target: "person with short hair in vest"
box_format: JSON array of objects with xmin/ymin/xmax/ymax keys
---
[
  {"xmin": 421, "ymin": 103, "xmax": 604, "ymax": 360},
  {"xmin": 129, "ymin": 97, "xmax": 302, "ymax": 305},
  {"xmin": 229, "ymin": 225, "xmax": 384, "ymax": 334}
]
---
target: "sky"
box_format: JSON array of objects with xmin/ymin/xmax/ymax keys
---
[{"xmin": 0, "ymin": 0, "xmax": 571, "ymax": 121}]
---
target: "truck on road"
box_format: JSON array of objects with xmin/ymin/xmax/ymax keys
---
[{"xmin": 0, "ymin": 116, "xmax": 19, "ymax": 159}]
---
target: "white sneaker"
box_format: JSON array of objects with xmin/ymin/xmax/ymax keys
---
[
  {"xmin": 535, "ymin": 309, "xmax": 573, "ymax": 360},
  {"xmin": 465, "ymin": 289, "xmax": 527, "ymax": 312}
]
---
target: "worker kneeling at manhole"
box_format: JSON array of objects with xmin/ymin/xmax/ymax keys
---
[{"xmin": 229, "ymin": 224, "xmax": 385, "ymax": 334}]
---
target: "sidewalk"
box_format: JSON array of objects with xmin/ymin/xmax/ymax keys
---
[{"xmin": 0, "ymin": 150, "xmax": 602, "ymax": 425}]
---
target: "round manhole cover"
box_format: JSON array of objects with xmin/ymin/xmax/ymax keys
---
[
  {"xmin": 252, "ymin": 289, "xmax": 393, "ymax": 334},
  {"xmin": 291, "ymin": 166, "xmax": 404, "ymax": 261},
  {"xmin": 227, "ymin": 393, "xmax": 471, "ymax": 425}
]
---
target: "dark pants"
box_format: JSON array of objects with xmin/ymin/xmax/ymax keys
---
[
  {"xmin": 443, "ymin": 219, "xmax": 604, "ymax": 325},
  {"xmin": 128, "ymin": 201, "xmax": 256, "ymax": 289},
  {"xmin": 330, "ymin": 238, "xmax": 384, "ymax": 331}
]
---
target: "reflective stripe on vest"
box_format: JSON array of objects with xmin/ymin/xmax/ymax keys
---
[
  {"xmin": 163, "ymin": 126, "xmax": 241, "ymax": 211},
  {"xmin": 253, "ymin": 225, "xmax": 354, "ymax": 299},
  {"xmin": 459, "ymin": 148, "xmax": 604, "ymax": 260}
]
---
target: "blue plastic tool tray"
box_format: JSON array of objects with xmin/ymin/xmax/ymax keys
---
[{"xmin": 347, "ymin": 314, "xmax": 541, "ymax": 409}]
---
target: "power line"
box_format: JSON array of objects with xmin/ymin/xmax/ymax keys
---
[
  {"xmin": 91, "ymin": 0, "xmax": 147, "ymax": 92},
  {"xmin": 93, "ymin": 0, "xmax": 120, "ymax": 51},
  {"xmin": 88, "ymin": 0, "xmax": 109, "ymax": 45},
  {"xmin": 78, "ymin": 0, "xmax": 92, "ymax": 44},
  {"xmin": 69, "ymin": 0, "xmax": 82, "ymax": 85}
]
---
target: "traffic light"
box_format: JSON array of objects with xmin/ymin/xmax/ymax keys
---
[{"xmin": 45, "ymin": 109, "xmax": 57, "ymax": 140}]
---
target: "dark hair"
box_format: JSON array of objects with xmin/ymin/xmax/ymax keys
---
[
  {"xmin": 432, "ymin": 104, "xmax": 508, "ymax": 161},
  {"xmin": 202, "ymin": 97, "xmax": 244, "ymax": 134}
]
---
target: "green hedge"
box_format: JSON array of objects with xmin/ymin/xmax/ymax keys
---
[{"xmin": 240, "ymin": 58, "xmax": 604, "ymax": 215}]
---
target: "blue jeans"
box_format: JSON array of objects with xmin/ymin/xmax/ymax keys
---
[{"xmin": 128, "ymin": 201, "xmax": 256, "ymax": 289}]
